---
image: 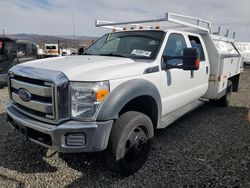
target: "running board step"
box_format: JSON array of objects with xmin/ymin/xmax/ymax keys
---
[{"xmin": 159, "ymin": 100, "xmax": 204, "ymax": 129}]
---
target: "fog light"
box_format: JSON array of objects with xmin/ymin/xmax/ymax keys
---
[{"xmin": 65, "ymin": 133, "xmax": 86, "ymax": 146}]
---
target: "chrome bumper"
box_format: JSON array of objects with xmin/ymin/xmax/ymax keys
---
[{"xmin": 5, "ymin": 101, "xmax": 113, "ymax": 153}]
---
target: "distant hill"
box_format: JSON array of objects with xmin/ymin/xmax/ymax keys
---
[
  {"xmin": 56, "ymin": 35, "xmax": 96, "ymax": 41},
  {"xmin": 4, "ymin": 33, "xmax": 98, "ymax": 47}
]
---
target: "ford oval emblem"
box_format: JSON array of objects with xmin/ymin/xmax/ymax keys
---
[{"xmin": 17, "ymin": 89, "xmax": 32, "ymax": 102}]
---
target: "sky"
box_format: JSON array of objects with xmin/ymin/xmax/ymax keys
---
[{"xmin": 0, "ymin": 0, "xmax": 250, "ymax": 41}]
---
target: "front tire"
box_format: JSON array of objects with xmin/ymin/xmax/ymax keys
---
[{"xmin": 106, "ymin": 111, "xmax": 154, "ymax": 176}]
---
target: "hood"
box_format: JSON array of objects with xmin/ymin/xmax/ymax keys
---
[{"xmin": 18, "ymin": 55, "xmax": 150, "ymax": 81}]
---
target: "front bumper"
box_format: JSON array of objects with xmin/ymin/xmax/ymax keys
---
[{"xmin": 5, "ymin": 101, "xmax": 113, "ymax": 153}]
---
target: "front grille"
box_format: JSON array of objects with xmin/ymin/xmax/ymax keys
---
[{"xmin": 10, "ymin": 75, "xmax": 56, "ymax": 122}]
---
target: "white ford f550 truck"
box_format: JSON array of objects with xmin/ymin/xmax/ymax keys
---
[{"xmin": 5, "ymin": 13, "xmax": 242, "ymax": 176}]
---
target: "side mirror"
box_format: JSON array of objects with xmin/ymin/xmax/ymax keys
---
[
  {"xmin": 162, "ymin": 48, "xmax": 200, "ymax": 71},
  {"xmin": 182, "ymin": 48, "xmax": 200, "ymax": 71}
]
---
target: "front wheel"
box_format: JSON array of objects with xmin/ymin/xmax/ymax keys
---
[{"xmin": 105, "ymin": 111, "xmax": 154, "ymax": 176}]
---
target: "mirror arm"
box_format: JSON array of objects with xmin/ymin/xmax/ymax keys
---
[
  {"xmin": 165, "ymin": 64, "xmax": 183, "ymax": 70},
  {"xmin": 163, "ymin": 55, "xmax": 184, "ymax": 70},
  {"xmin": 164, "ymin": 55, "xmax": 183, "ymax": 61}
]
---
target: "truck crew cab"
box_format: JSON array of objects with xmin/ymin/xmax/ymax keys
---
[{"xmin": 5, "ymin": 13, "xmax": 242, "ymax": 176}]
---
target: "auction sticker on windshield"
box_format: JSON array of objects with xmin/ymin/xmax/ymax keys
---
[{"xmin": 131, "ymin": 49, "xmax": 152, "ymax": 57}]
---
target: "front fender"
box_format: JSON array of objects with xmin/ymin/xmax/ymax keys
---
[{"xmin": 96, "ymin": 79, "xmax": 162, "ymax": 123}]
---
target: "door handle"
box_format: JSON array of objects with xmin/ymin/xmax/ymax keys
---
[
  {"xmin": 191, "ymin": 70, "xmax": 194, "ymax": 78},
  {"xmin": 206, "ymin": 66, "xmax": 209, "ymax": 74}
]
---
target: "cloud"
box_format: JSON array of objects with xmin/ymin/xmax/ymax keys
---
[
  {"xmin": 0, "ymin": 0, "xmax": 249, "ymax": 41},
  {"xmin": 14, "ymin": 0, "xmax": 58, "ymax": 10}
]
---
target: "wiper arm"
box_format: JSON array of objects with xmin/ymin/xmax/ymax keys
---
[
  {"xmin": 99, "ymin": 53, "xmax": 127, "ymax": 58},
  {"xmin": 83, "ymin": 52, "xmax": 94, "ymax": 55}
]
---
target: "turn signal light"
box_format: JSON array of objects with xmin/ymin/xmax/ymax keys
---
[
  {"xmin": 195, "ymin": 58, "xmax": 200, "ymax": 69},
  {"xmin": 96, "ymin": 89, "xmax": 109, "ymax": 102}
]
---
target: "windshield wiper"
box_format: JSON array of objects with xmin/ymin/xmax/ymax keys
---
[
  {"xmin": 98, "ymin": 53, "xmax": 127, "ymax": 58},
  {"xmin": 83, "ymin": 52, "xmax": 94, "ymax": 55}
]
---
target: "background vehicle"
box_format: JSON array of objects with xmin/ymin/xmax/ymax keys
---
[
  {"xmin": 45, "ymin": 43, "xmax": 60, "ymax": 56},
  {"xmin": 0, "ymin": 37, "xmax": 19, "ymax": 88},
  {"xmin": 235, "ymin": 42, "xmax": 250, "ymax": 66},
  {"xmin": 5, "ymin": 13, "xmax": 242, "ymax": 176}
]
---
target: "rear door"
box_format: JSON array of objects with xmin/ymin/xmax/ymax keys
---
[{"xmin": 187, "ymin": 35, "xmax": 209, "ymax": 98}]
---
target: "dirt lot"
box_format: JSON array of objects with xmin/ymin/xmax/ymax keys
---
[{"xmin": 0, "ymin": 68, "xmax": 249, "ymax": 187}]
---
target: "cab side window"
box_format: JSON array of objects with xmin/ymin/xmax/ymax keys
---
[
  {"xmin": 163, "ymin": 33, "xmax": 187, "ymax": 65},
  {"xmin": 188, "ymin": 36, "xmax": 205, "ymax": 61}
]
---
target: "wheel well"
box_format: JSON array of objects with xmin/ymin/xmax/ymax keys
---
[
  {"xmin": 228, "ymin": 74, "xmax": 240, "ymax": 92},
  {"xmin": 118, "ymin": 95, "xmax": 158, "ymax": 129}
]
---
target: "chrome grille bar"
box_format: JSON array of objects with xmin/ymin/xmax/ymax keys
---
[
  {"xmin": 11, "ymin": 79, "xmax": 52, "ymax": 97},
  {"xmin": 10, "ymin": 74, "xmax": 56, "ymax": 121},
  {"xmin": 12, "ymin": 92, "xmax": 53, "ymax": 114},
  {"xmin": 8, "ymin": 66, "xmax": 70, "ymax": 124}
]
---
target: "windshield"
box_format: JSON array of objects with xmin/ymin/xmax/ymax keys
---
[
  {"xmin": 46, "ymin": 46, "xmax": 57, "ymax": 50},
  {"xmin": 85, "ymin": 31, "xmax": 164, "ymax": 59}
]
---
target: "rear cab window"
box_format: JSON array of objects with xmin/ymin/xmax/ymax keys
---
[{"xmin": 188, "ymin": 35, "xmax": 206, "ymax": 61}]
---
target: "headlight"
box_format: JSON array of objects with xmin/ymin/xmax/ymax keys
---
[{"xmin": 70, "ymin": 81, "xmax": 109, "ymax": 120}]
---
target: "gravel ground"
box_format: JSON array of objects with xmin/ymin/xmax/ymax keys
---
[{"xmin": 0, "ymin": 68, "xmax": 250, "ymax": 187}]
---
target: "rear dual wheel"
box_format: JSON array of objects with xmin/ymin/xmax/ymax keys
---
[
  {"xmin": 105, "ymin": 111, "xmax": 154, "ymax": 176},
  {"xmin": 210, "ymin": 80, "xmax": 232, "ymax": 107}
]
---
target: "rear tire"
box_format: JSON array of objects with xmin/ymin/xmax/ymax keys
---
[
  {"xmin": 210, "ymin": 80, "xmax": 232, "ymax": 107},
  {"xmin": 105, "ymin": 111, "xmax": 154, "ymax": 176}
]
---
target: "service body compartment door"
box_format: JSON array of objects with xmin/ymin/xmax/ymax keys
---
[
  {"xmin": 213, "ymin": 40, "xmax": 241, "ymax": 77},
  {"xmin": 220, "ymin": 56, "xmax": 241, "ymax": 77}
]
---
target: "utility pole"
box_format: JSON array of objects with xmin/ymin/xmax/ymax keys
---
[
  {"xmin": 72, "ymin": 13, "xmax": 77, "ymax": 49},
  {"xmin": 2, "ymin": 29, "xmax": 5, "ymax": 36}
]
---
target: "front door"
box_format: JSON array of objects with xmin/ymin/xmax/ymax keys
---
[{"xmin": 160, "ymin": 32, "xmax": 195, "ymax": 116}]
